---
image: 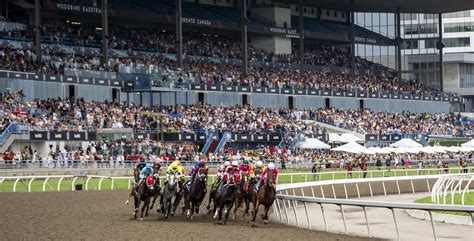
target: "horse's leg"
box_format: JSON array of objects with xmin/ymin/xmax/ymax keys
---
[
  {"xmin": 149, "ymin": 193, "xmax": 157, "ymax": 210},
  {"xmin": 144, "ymin": 198, "xmax": 151, "ymax": 218},
  {"xmin": 234, "ymin": 196, "xmax": 242, "ymax": 220},
  {"xmin": 140, "ymin": 199, "xmax": 148, "ymax": 221},
  {"xmin": 184, "ymin": 194, "xmax": 191, "ymax": 218},
  {"xmin": 224, "ymin": 202, "xmax": 234, "ymax": 225},
  {"xmin": 133, "ymin": 195, "xmax": 139, "ymax": 219},
  {"xmin": 206, "ymin": 186, "xmax": 214, "ymax": 211},
  {"xmin": 251, "ymin": 199, "xmax": 260, "ymax": 222},
  {"xmin": 170, "ymin": 195, "xmax": 177, "ymax": 216},
  {"xmin": 244, "ymin": 195, "xmax": 250, "ymax": 217},
  {"xmin": 262, "ymin": 205, "xmax": 270, "ymax": 224}
]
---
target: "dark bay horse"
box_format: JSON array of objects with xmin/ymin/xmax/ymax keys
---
[
  {"xmin": 206, "ymin": 176, "xmax": 221, "ymax": 213},
  {"xmin": 251, "ymin": 169, "xmax": 275, "ymax": 225},
  {"xmin": 161, "ymin": 174, "xmax": 178, "ymax": 220},
  {"xmin": 184, "ymin": 168, "xmax": 208, "ymax": 219},
  {"xmin": 213, "ymin": 175, "xmax": 238, "ymax": 225},
  {"xmin": 234, "ymin": 171, "xmax": 252, "ymax": 218},
  {"xmin": 133, "ymin": 175, "xmax": 157, "ymax": 221},
  {"xmin": 125, "ymin": 167, "xmax": 141, "ymax": 205}
]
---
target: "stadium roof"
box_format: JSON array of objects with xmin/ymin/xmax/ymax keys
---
[{"xmin": 276, "ymin": 0, "xmax": 474, "ymax": 13}]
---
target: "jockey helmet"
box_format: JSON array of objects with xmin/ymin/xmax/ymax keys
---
[
  {"xmin": 145, "ymin": 163, "xmax": 152, "ymax": 168},
  {"xmin": 170, "ymin": 161, "xmax": 179, "ymax": 170},
  {"xmin": 268, "ymin": 163, "xmax": 276, "ymax": 170},
  {"xmin": 243, "ymin": 159, "xmax": 249, "ymax": 166},
  {"xmin": 256, "ymin": 161, "xmax": 263, "ymax": 167},
  {"xmin": 232, "ymin": 160, "xmax": 238, "ymax": 167},
  {"xmin": 224, "ymin": 161, "xmax": 230, "ymax": 166}
]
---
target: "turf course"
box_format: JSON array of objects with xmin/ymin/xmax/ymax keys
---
[{"xmin": 414, "ymin": 192, "xmax": 474, "ymax": 216}]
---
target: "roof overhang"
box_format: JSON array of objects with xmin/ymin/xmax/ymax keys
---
[{"xmin": 276, "ymin": 0, "xmax": 474, "ymax": 13}]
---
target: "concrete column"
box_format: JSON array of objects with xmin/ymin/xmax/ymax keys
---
[
  {"xmin": 438, "ymin": 13, "xmax": 444, "ymax": 91},
  {"xmin": 101, "ymin": 0, "xmax": 108, "ymax": 66},
  {"xmin": 350, "ymin": 0, "xmax": 356, "ymax": 74},
  {"xmin": 396, "ymin": 10, "xmax": 402, "ymax": 81},
  {"xmin": 34, "ymin": 0, "xmax": 41, "ymax": 61},
  {"xmin": 299, "ymin": 0, "xmax": 304, "ymax": 69},
  {"xmin": 176, "ymin": 0, "xmax": 183, "ymax": 68},
  {"xmin": 241, "ymin": 0, "xmax": 248, "ymax": 75}
]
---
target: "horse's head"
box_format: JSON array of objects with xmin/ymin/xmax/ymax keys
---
[
  {"xmin": 196, "ymin": 168, "xmax": 207, "ymax": 182},
  {"xmin": 146, "ymin": 175, "xmax": 155, "ymax": 190},
  {"xmin": 266, "ymin": 169, "xmax": 275, "ymax": 185},
  {"xmin": 168, "ymin": 174, "xmax": 177, "ymax": 188}
]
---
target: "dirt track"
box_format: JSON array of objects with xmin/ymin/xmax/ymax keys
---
[{"xmin": 0, "ymin": 190, "xmax": 380, "ymax": 241}]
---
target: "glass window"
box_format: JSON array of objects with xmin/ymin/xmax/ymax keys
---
[{"xmin": 444, "ymin": 37, "xmax": 470, "ymax": 47}]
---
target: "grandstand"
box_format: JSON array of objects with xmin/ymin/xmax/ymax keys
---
[{"xmin": 0, "ymin": 0, "xmax": 473, "ymax": 159}]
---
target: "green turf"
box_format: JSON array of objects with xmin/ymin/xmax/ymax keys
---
[
  {"xmin": 0, "ymin": 166, "xmax": 470, "ymax": 193},
  {"xmin": 414, "ymin": 192, "xmax": 474, "ymax": 216}
]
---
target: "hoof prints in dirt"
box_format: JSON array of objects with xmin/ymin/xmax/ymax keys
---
[{"xmin": 0, "ymin": 191, "xmax": 377, "ymax": 241}]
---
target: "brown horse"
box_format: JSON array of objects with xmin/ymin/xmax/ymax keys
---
[
  {"xmin": 125, "ymin": 167, "xmax": 141, "ymax": 205},
  {"xmin": 133, "ymin": 175, "xmax": 157, "ymax": 221},
  {"xmin": 233, "ymin": 171, "xmax": 251, "ymax": 218},
  {"xmin": 251, "ymin": 169, "xmax": 275, "ymax": 225}
]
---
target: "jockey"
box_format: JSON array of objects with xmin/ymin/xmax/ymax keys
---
[
  {"xmin": 239, "ymin": 159, "xmax": 252, "ymax": 191},
  {"xmin": 214, "ymin": 160, "xmax": 229, "ymax": 185},
  {"xmin": 137, "ymin": 162, "xmax": 155, "ymax": 187},
  {"xmin": 223, "ymin": 160, "xmax": 240, "ymax": 184},
  {"xmin": 250, "ymin": 160, "xmax": 265, "ymax": 179},
  {"xmin": 189, "ymin": 159, "xmax": 208, "ymax": 179},
  {"xmin": 254, "ymin": 162, "xmax": 278, "ymax": 193},
  {"xmin": 165, "ymin": 161, "xmax": 185, "ymax": 186}
]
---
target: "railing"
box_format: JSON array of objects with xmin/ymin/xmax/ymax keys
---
[
  {"xmin": 215, "ymin": 132, "xmax": 231, "ymax": 153},
  {"xmin": 0, "ymin": 123, "xmax": 29, "ymax": 146},
  {"xmin": 274, "ymin": 174, "xmax": 474, "ymax": 240},
  {"xmin": 201, "ymin": 131, "xmax": 217, "ymax": 154},
  {"xmin": 431, "ymin": 174, "xmax": 474, "ymax": 205},
  {"xmin": 274, "ymin": 194, "xmax": 474, "ymax": 241}
]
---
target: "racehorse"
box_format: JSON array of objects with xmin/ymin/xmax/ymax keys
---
[
  {"xmin": 161, "ymin": 174, "xmax": 178, "ymax": 220},
  {"xmin": 184, "ymin": 168, "xmax": 208, "ymax": 219},
  {"xmin": 133, "ymin": 175, "xmax": 157, "ymax": 221},
  {"xmin": 148, "ymin": 165, "xmax": 162, "ymax": 212},
  {"xmin": 234, "ymin": 170, "xmax": 251, "ymax": 218},
  {"xmin": 206, "ymin": 177, "xmax": 220, "ymax": 213},
  {"xmin": 213, "ymin": 174, "xmax": 238, "ymax": 225},
  {"xmin": 251, "ymin": 169, "xmax": 275, "ymax": 225},
  {"xmin": 125, "ymin": 167, "xmax": 141, "ymax": 205}
]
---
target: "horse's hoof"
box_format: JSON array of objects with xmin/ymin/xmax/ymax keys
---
[
  {"xmin": 190, "ymin": 215, "xmax": 194, "ymax": 220},
  {"xmin": 251, "ymin": 222, "xmax": 258, "ymax": 228},
  {"xmin": 264, "ymin": 219, "xmax": 269, "ymax": 225},
  {"xmin": 140, "ymin": 218, "xmax": 143, "ymax": 221},
  {"xmin": 125, "ymin": 200, "xmax": 129, "ymax": 205}
]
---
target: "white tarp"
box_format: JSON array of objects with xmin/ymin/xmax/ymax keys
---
[
  {"xmin": 297, "ymin": 138, "xmax": 331, "ymax": 149},
  {"xmin": 389, "ymin": 138, "xmax": 423, "ymax": 148},
  {"xmin": 340, "ymin": 133, "xmax": 363, "ymax": 143},
  {"xmin": 328, "ymin": 133, "xmax": 346, "ymax": 143},
  {"xmin": 331, "ymin": 141, "xmax": 366, "ymax": 154},
  {"xmin": 461, "ymin": 139, "xmax": 474, "ymax": 147}
]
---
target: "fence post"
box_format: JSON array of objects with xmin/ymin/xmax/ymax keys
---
[
  {"xmin": 42, "ymin": 177, "xmax": 50, "ymax": 192},
  {"xmin": 283, "ymin": 198, "xmax": 290, "ymax": 225},
  {"xmin": 85, "ymin": 177, "xmax": 91, "ymax": 191},
  {"xmin": 396, "ymin": 180, "xmax": 401, "ymax": 195},
  {"xmin": 13, "ymin": 177, "xmax": 21, "ymax": 192},
  {"xmin": 390, "ymin": 208, "xmax": 401, "ymax": 241},
  {"xmin": 339, "ymin": 205, "xmax": 348, "ymax": 235},
  {"xmin": 368, "ymin": 182, "xmax": 373, "ymax": 197},
  {"xmin": 343, "ymin": 183, "xmax": 348, "ymax": 199},
  {"xmin": 427, "ymin": 211, "xmax": 438, "ymax": 241},
  {"xmin": 98, "ymin": 177, "xmax": 104, "ymax": 191},
  {"xmin": 292, "ymin": 200, "xmax": 299, "ymax": 227},
  {"xmin": 382, "ymin": 181, "xmax": 387, "ymax": 196},
  {"xmin": 71, "ymin": 177, "xmax": 78, "ymax": 191},
  {"xmin": 303, "ymin": 202, "xmax": 310, "ymax": 229},
  {"xmin": 319, "ymin": 203, "xmax": 328, "ymax": 232},
  {"xmin": 28, "ymin": 177, "xmax": 35, "ymax": 192},
  {"xmin": 356, "ymin": 182, "xmax": 360, "ymax": 198},
  {"xmin": 363, "ymin": 206, "xmax": 371, "ymax": 238},
  {"xmin": 127, "ymin": 178, "xmax": 131, "ymax": 190},
  {"xmin": 331, "ymin": 184, "xmax": 336, "ymax": 199},
  {"xmin": 111, "ymin": 178, "xmax": 115, "ymax": 190},
  {"xmin": 58, "ymin": 177, "xmax": 65, "ymax": 192}
]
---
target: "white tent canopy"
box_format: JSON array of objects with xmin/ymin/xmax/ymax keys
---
[
  {"xmin": 340, "ymin": 133, "xmax": 363, "ymax": 143},
  {"xmin": 389, "ymin": 138, "xmax": 423, "ymax": 148},
  {"xmin": 328, "ymin": 133, "xmax": 347, "ymax": 143},
  {"xmin": 331, "ymin": 141, "xmax": 366, "ymax": 154},
  {"xmin": 461, "ymin": 139, "xmax": 474, "ymax": 147},
  {"xmin": 297, "ymin": 138, "xmax": 331, "ymax": 149}
]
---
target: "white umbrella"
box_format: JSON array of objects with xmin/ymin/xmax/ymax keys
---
[
  {"xmin": 461, "ymin": 139, "xmax": 474, "ymax": 147},
  {"xmin": 375, "ymin": 147, "xmax": 392, "ymax": 154},
  {"xmin": 340, "ymin": 133, "xmax": 363, "ymax": 143},
  {"xmin": 331, "ymin": 141, "xmax": 366, "ymax": 154},
  {"xmin": 420, "ymin": 146, "xmax": 436, "ymax": 154},
  {"xmin": 297, "ymin": 138, "xmax": 331, "ymax": 149},
  {"xmin": 328, "ymin": 133, "xmax": 347, "ymax": 143},
  {"xmin": 390, "ymin": 138, "xmax": 423, "ymax": 148}
]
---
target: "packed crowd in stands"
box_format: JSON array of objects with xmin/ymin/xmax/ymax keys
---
[
  {"xmin": 1, "ymin": 21, "xmax": 460, "ymax": 97},
  {"xmin": 1, "ymin": 91, "xmax": 472, "ymax": 136}
]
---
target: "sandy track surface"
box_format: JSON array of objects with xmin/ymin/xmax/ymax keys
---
[{"xmin": 0, "ymin": 190, "xmax": 380, "ymax": 241}]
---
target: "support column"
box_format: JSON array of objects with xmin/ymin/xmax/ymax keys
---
[
  {"xmin": 5, "ymin": 0, "xmax": 8, "ymax": 19},
  {"xmin": 101, "ymin": 0, "xmax": 108, "ymax": 66},
  {"xmin": 176, "ymin": 0, "xmax": 183, "ymax": 68},
  {"xmin": 298, "ymin": 0, "xmax": 304, "ymax": 69},
  {"xmin": 34, "ymin": 0, "xmax": 41, "ymax": 61},
  {"xmin": 438, "ymin": 13, "xmax": 444, "ymax": 91},
  {"xmin": 350, "ymin": 1, "xmax": 356, "ymax": 74},
  {"xmin": 396, "ymin": 10, "xmax": 402, "ymax": 81},
  {"xmin": 241, "ymin": 0, "xmax": 248, "ymax": 75}
]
